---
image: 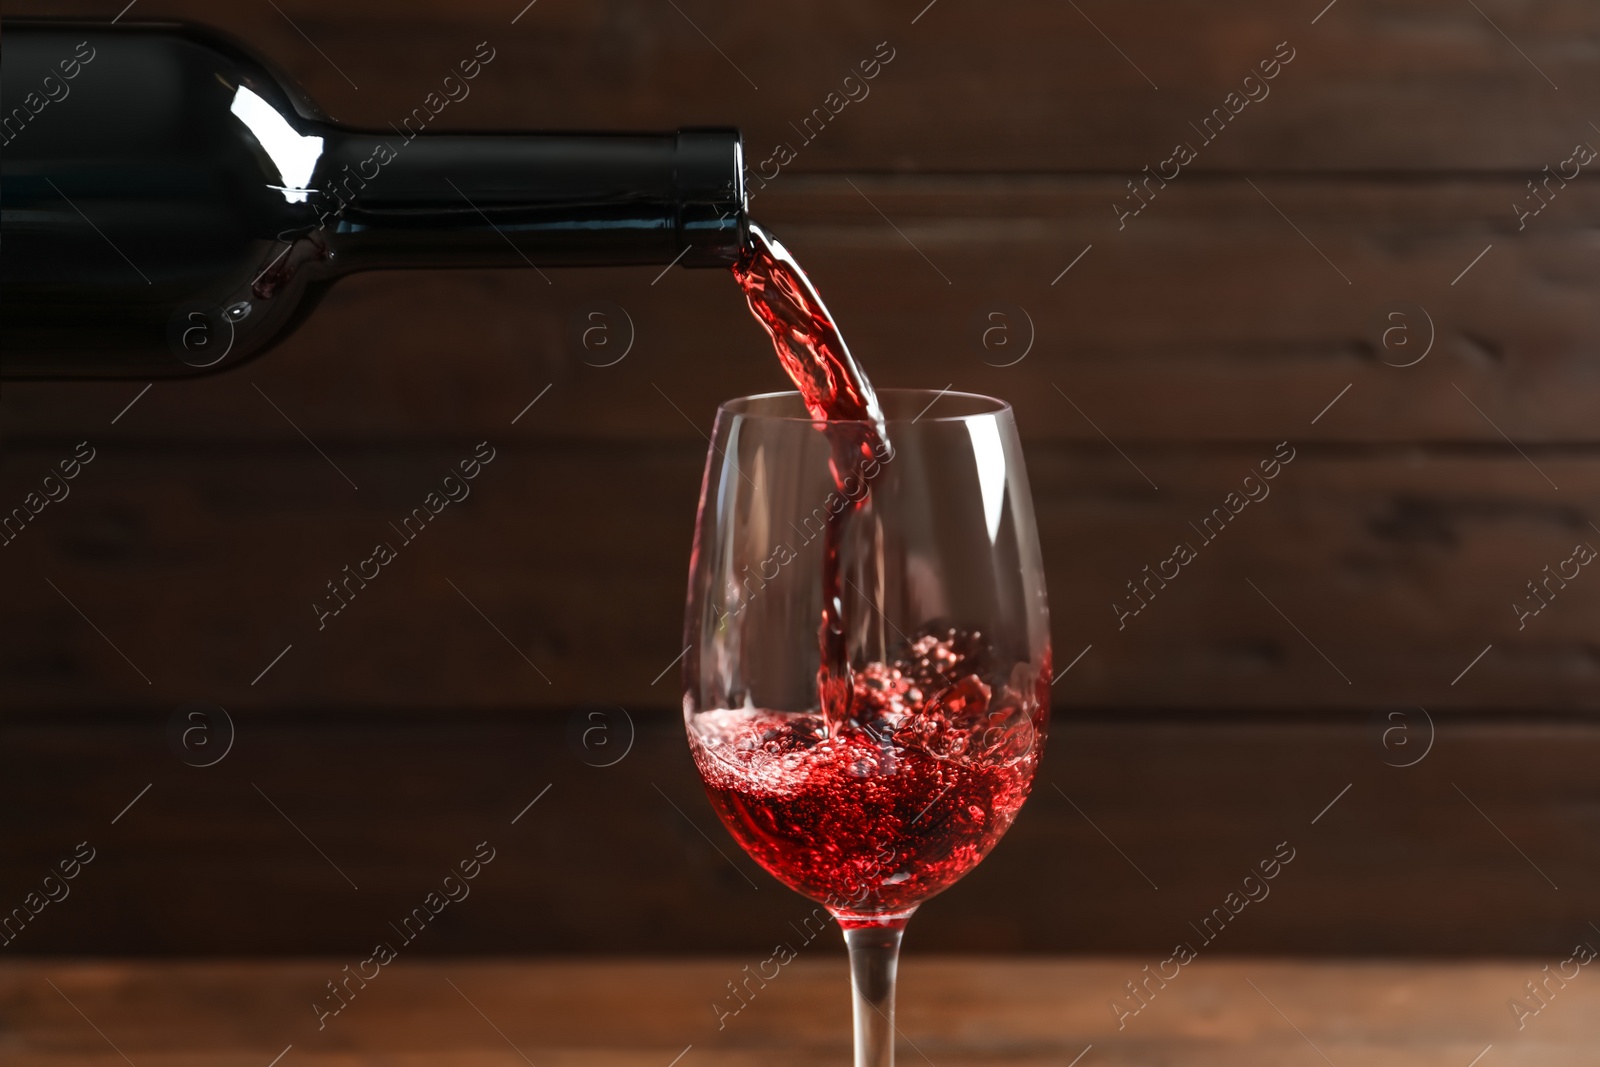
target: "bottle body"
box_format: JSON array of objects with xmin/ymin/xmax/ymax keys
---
[{"xmin": 1, "ymin": 20, "xmax": 745, "ymax": 378}]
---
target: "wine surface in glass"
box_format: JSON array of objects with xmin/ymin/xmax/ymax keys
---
[{"xmin": 689, "ymin": 628, "xmax": 1042, "ymax": 916}]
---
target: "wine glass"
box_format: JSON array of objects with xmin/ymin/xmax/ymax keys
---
[{"xmin": 682, "ymin": 388, "xmax": 1051, "ymax": 1067}]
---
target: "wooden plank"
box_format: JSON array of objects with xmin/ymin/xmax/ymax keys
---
[
  {"xmin": 0, "ymin": 712, "xmax": 1596, "ymax": 958},
  {"xmin": 6, "ymin": 177, "xmax": 1600, "ymax": 443},
  {"xmin": 9, "ymin": 959, "xmax": 1587, "ymax": 1067},
  {"xmin": 2, "ymin": 957, "xmax": 1595, "ymax": 1064},
  {"xmin": 9, "ymin": 0, "xmax": 1600, "ymax": 171},
  {"xmin": 2, "ymin": 448, "xmax": 1596, "ymax": 712}
]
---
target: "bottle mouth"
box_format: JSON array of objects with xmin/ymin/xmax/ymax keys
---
[{"xmin": 674, "ymin": 127, "xmax": 747, "ymax": 267}]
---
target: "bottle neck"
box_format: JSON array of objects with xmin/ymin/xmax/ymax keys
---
[{"xmin": 314, "ymin": 128, "xmax": 746, "ymax": 273}]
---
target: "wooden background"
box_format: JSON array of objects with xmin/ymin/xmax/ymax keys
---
[{"xmin": 2, "ymin": 0, "xmax": 1597, "ymax": 955}]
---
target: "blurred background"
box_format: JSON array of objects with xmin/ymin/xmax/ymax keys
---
[{"xmin": 2, "ymin": 0, "xmax": 1597, "ymax": 968}]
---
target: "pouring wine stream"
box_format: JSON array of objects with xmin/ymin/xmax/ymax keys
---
[{"xmin": 732, "ymin": 223, "xmax": 888, "ymax": 740}]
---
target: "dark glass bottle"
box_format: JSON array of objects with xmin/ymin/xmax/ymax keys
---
[{"xmin": 0, "ymin": 20, "xmax": 747, "ymax": 379}]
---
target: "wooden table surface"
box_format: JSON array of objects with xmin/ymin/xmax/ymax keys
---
[{"xmin": 3, "ymin": 957, "xmax": 1595, "ymax": 1065}]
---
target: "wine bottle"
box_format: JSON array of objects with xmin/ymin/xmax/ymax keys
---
[{"xmin": 0, "ymin": 20, "xmax": 747, "ymax": 379}]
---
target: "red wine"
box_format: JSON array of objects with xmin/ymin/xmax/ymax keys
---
[
  {"xmin": 732, "ymin": 224, "xmax": 882, "ymax": 426},
  {"xmin": 688, "ymin": 628, "xmax": 1041, "ymax": 920},
  {"xmin": 733, "ymin": 224, "xmax": 886, "ymax": 736},
  {"xmin": 721, "ymin": 226, "xmax": 1044, "ymax": 922}
]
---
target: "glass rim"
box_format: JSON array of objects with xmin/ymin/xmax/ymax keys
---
[{"xmin": 716, "ymin": 388, "xmax": 1011, "ymax": 425}]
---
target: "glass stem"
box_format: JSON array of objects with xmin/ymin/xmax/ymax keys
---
[{"xmin": 842, "ymin": 920, "xmax": 907, "ymax": 1067}]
